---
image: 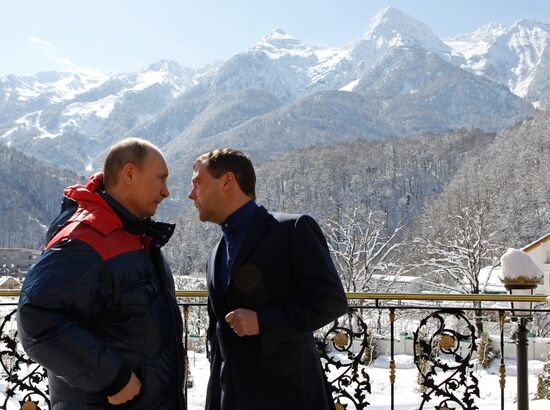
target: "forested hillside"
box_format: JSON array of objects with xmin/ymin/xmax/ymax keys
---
[
  {"xmin": 0, "ymin": 145, "xmax": 81, "ymax": 248},
  {"xmin": 410, "ymin": 110, "xmax": 550, "ymax": 294},
  {"xmin": 164, "ymin": 129, "xmax": 496, "ymax": 276}
]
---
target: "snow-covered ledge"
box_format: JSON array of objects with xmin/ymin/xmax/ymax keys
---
[{"xmin": 500, "ymin": 248, "xmax": 544, "ymax": 285}]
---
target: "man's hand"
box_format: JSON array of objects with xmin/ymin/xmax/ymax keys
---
[
  {"xmin": 107, "ymin": 371, "xmax": 142, "ymax": 405},
  {"xmin": 225, "ymin": 308, "xmax": 260, "ymax": 337}
]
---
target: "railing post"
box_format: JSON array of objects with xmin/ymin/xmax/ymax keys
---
[
  {"xmin": 516, "ymin": 317, "xmax": 529, "ymax": 410},
  {"xmin": 389, "ymin": 308, "xmax": 395, "ymax": 410},
  {"xmin": 499, "ymin": 311, "xmax": 506, "ymax": 410},
  {"xmin": 183, "ymin": 305, "xmax": 189, "ymax": 409}
]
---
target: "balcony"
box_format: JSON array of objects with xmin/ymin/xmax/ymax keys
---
[{"xmin": 2, "ymin": 291, "xmax": 550, "ymax": 409}]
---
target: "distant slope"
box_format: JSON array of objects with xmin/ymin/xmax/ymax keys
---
[{"xmin": 0, "ymin": 145, "xmax": 82, "ymax": 248}]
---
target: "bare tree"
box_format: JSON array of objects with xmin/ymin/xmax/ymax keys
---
[
  {"xmin": 412, "ymin": 163, "xmax": 504, "ymax": 333},
  {"xmin": 164, "ymin": 208, "xmax": 219, "ymax": 277},
  {"xmin": 324, "ymin": 204, "xmax": 406, "ymax": 292}
]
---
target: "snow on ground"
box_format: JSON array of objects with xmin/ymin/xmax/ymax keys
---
[
  {"xmin": 186, "ymin": 350, "xmax": 210, "ymax": 409},
  {"xmin": 186, "ymin": 351, "xmax": 550, "ymax": 409}
]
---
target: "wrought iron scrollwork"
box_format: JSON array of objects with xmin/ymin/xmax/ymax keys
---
[
  {"xmin": 317, "ymin": 308, "xmax": 371, "ymax": 409},
  {"xmin": 0, "ymin": 308, "xmax": 50, "ymax": 410},
  {"xmin": 413, "ymin": 308, "xmax": 479, "ymax": 410}
]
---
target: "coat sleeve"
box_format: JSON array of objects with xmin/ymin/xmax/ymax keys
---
[
  {"xmin": 256, "ymin": 215, "xmax": 348, "ymax": 355},
  {"xmin": 17, "ymin": 238, "xmax": 131, "ymax": 396}
]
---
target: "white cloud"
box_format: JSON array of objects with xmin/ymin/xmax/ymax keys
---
[
  {"xmin": 30, "ymin": 37, "xmax": 56, "ymax": 54},
  {"xmin": 28, "ymin": 37, "xmax": 102, "ymax": 75}
]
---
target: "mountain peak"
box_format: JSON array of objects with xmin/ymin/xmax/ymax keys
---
[
  {"xmin": 267, "ymin": 28, "xmax": 287, "ymax": 38},
  {"xmin": 447, "ymin": 22, "xmax": 507, "ymax": 43},
  {"xmin": 250, "ymin": 29, "xmax": 320, "ymax": 59},
  {"xmin": 145, "ymin": 59, "xmax": 183, "ymax": 73},
  {"xmin": 365, "ymin": 6, "xmax": 451, "ymax": 55},
  {"xmin": 135, "ymin": 59, "xmax": 194, "ymax": 93},
  {"xmin": 372, "ymin": 6, "xmax": 410, "ymax": 23},
  {"xmin": 510, "ymin": 19, "xmax": 550, "ymax": 33},
  {"xmin": 367, "ymin": 6, "xmax": 424, "ymax": 35}
]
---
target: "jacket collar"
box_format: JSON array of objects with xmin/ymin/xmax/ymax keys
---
[
  {"xmin": 64, "ymin": 172, "xmax": 175, "ymax": 246},
  {"xmin": 100, "ymin": 191, "xmax": 175, "ymax": 247},
  {"xmin": 207, "ymin": 206, "xmax": 272, "ymax": 291},
  {"xmin": 231, "ymin": 205, "xmax": 272, "ymax": 269}
]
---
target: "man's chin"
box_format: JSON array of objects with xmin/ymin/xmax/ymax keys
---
[
  {"xmin": 143, "ymin": 209, "xmax": 156, "ymax": 219},
  {"xmin": 150, "ymin": 203, "xmax": 161, "ymax": 216},
  {"xmin": 197, "ymin": 211, "xmax": 209, "ymax": 222}
]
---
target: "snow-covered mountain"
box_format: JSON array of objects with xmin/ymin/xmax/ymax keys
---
[
  {"xmin": 353, "ymin": 45, "xmax": 531, "ymax": 135},
  {"xmin": 306, "ymin": 6, "xmax": 465, "ymax": 94},
  {"xmin": 203, "ymin": 28, "xmax": 342, "ymax": 103},
  {"xmin": 203, "ymin": 7, "xmax": 464, "ymax": 99},
  {"xmin": 445, "ymin": 20, "xmax": 550, "ymax": 106},
  {"xmin": 0, "ymin": 60, "xmax": 199, "ymax": 170},
  {"xmin": 0, "ymin": 6, "xmax": 543, "ymax": 177}
]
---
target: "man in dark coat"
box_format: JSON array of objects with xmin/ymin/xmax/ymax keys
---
[
  {"xmin": 187, "ymin": 148, "xmax": 347, "ymax": 410},
  {"xmin": 18, "ymin": 138, "xmax": 186, "ymax": 409}
]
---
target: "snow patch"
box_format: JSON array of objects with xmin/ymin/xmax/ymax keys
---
[
  {"xmin": 339, "ymin": 79, "xmax": 360, "ymax": 92},
  {"xmin": 14, "ymin": 111, "xmax": 59, "ymax": 139},
  {"xmin": 16, "ymin": 87, "xmax": 42, "ymax": 101},
  {"xmin": 131, "ymin": 70, "xmax": 169, "ymax": 91},
  {"xmin": 63, "ymin": 95, "xmax": 118, "ymax": 119},
  {"xmin": 48, "ymin": 72, "xmax": 108, "ymax": 101},
  {"xmin": 0, "ymin": 127, "xmax": 19, "ymax": 140},
  {"xmin": 444, "ymin": 39, "xmax": 491, "ymax": 60}
]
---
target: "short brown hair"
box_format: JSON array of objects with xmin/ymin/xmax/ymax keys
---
[
  {"xmin": 194, "ymin": 148, "xmax": 256, "ymax": 197},
  {"xmin": 103, "ymin": 138, "xmax": 158, "ymax": 188}
]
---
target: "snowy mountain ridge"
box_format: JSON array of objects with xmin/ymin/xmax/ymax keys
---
[
  {"xmin": 1, "ymin": 70, "xmax": 108, "ymax": 103},
  {"xmin": 445, "ymin": 19, "xmax": 550, "ymax": 102},
  {"xmin": 0, "ymin": 6, "xmax": 545, "ymax": 175}
]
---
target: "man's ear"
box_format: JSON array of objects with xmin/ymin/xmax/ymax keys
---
[
  {"xmin": 222, "ymin": 172, "xmax": 236, "ymax": 192},
  {"xmin": 120, "ymin": 162, "xmax": 136, "ymax": 186}
]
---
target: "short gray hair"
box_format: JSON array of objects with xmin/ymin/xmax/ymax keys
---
[{"xmin": 103, "ymin": 137, "xmax": 158, "ymax": 188}]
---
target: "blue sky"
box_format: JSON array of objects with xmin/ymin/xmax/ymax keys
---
[{"xmin": 1, "ymin": 0, "xmax": 550, "ymax": 76}]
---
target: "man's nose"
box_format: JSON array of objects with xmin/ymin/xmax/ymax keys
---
[{"xmin": 162, "ymin": 183, "xmax": 170, "ymax": 198}]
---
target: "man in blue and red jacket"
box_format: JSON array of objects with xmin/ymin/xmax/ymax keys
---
[{"xmin": 18, "ymin": 138, "xmax": 186, "ymax": 409}]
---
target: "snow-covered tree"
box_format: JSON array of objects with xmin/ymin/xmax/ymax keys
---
[
  {"xmin": 324, "ymin": 204, "xmax": 406, "ymax": 292},
  {"xmin": 164, "ymin": 208, "xmax": 219, "ymax": 277},
  {"xmin": 411, "ymin": 162, "xmax": 503, "ymax": 333}
]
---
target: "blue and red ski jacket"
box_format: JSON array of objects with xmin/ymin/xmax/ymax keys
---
[{"xmin": 18, "ymin": 173, "xmax": 186, "ymax": 409}]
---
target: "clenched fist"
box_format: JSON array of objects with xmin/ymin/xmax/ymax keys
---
[{"xmin": 225, "ymin": 308, "xmax": 260, "ymax": 337}]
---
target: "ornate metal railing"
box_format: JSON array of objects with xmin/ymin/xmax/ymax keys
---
[{"xmin": 1, "ymin": 291, "xmax": 549, "ymax": 410}]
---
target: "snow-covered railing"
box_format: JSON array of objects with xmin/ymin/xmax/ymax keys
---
[{"xmin": 1, "ymin": 290, "xmax": 549, "ymax": 410}]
